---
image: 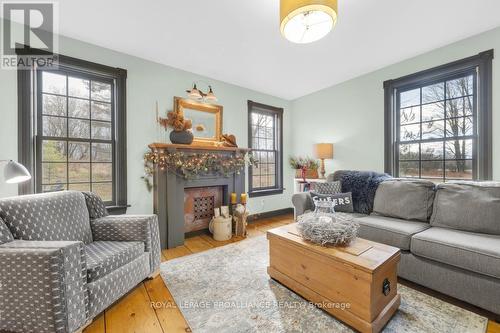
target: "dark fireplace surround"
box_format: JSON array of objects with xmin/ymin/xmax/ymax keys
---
[{"xmin": 150, "ymin": 143, "xmax": 247, "ymax": 249}]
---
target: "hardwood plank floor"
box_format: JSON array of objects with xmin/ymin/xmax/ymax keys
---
[{"xmin": 83, "ymin": 213, "xmax": 500, "ymax": 333}]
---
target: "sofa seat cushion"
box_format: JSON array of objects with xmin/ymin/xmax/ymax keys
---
[
  {"xmin": 85, "ymin": 241, "xmax": 144, "ymax": 282},
  {"xmin": 354, "ymin": 215, "xmax": 431, "ymax": 250},
  {"xmin": 411, "ymin": 227, "xmax": 500, "ymax": 279}
]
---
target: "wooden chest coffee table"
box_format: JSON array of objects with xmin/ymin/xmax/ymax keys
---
[{"xmin": 267, "ymin": 223, "xmax": 401, "ymax": 333}]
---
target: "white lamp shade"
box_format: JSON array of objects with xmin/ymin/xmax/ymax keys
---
[{"xmin": 4, "ymin": 160, "xmax": 31, "ymax": 184}]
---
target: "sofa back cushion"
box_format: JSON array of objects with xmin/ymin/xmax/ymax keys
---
[
  {"xmin": 373, "ymin": 179, "xmax": 435, "ymax": 222},
  {"xmin": 0, "ymin": 217, "xmax": 13, "ymax": 244},
  {"xmin": 430, "ymin": 182, "xmax": 500, "ymax": 234},
  {"xmin": 0, "ymin": 191, "xmax": 93, "ymax": 243}
]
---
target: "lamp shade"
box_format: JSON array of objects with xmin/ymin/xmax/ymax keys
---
[
  {"xmin": 314, "ymin": 143, "xmax": 334, "ymax": 159},
  {"xmin": 4, "ymin": 160, "xmax": 31, "ymax": 184},
  {"xmin": 280, "ymin": 0, "xmax": 338, "ymax": 44}
]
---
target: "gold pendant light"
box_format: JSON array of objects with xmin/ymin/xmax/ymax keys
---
[{"xmin": 280, "ymin": 0, "xmax": 338, "ymax": 44}]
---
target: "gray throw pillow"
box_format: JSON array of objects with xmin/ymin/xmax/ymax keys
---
[
  {"xmin": 313, "ymin": 181, "xmax": 342, "ymax": 195},
  {"xmin": 430, "ymin": 182, "xmax": 500, "ymax": 235},
  {"xmin": 0, "ymin": 217, "xmax": 14, "ymax": 245},
  {"xmin": 373, "ymin": 179, "xmax": 435, "ymax": 222},
  {"xmin": 310, "ymin": 192, "xmax": 354, "ymax": 213},
  {"xmin": 82, "ymin": 192, "xmax": 109, "ymax": 219}
]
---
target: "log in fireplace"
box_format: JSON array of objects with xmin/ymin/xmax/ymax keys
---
[{"xmin": 149, "ymin": 143, "xmax": 248, "ymax": 249}]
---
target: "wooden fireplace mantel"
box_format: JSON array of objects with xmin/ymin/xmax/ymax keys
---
[{"xmin": 148, "ymin": 143, "xmax": 251, "ymax": 153}]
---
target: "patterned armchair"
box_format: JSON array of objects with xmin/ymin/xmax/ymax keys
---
[{"xmin": 0, "ymin": 191, "xmax": 161, "ymax": 333}]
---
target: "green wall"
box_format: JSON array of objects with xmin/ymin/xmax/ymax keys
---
[
  {"xmin": 291, "ymin": 26, "xmax": 500, "ymax": 179},
  {"xmin": 0, "ymin": 20, "xmax": 293, "ymax": 215}
]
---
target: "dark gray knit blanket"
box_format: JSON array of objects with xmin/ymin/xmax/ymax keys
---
[{"xmin": 332, "ymin": 170, "xmax": 392, "ymax": 214}]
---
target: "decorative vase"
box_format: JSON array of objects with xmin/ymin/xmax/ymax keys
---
[{"xmin": 170, "ymin": 130, "xmax": 193, "ymax": 144}]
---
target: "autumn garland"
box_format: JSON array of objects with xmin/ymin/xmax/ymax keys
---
[{"xmin": 144, "ymin": 151, "xmax": 257, "ymax": 180}]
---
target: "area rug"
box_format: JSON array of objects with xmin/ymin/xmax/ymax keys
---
[{"xmin": 160, "ymin": 236, "xmax": 488, "ymax": 333}]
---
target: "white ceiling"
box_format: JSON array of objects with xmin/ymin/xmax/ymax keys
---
[{"xmin": 23, "ymin": 1, "xmax": 500, "ymax": 99}]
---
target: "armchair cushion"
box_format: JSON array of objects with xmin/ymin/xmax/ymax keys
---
[
  {"xmin": 85, "ymin": 241, "xmax": 144, "ymax": 282},
  {"xmin": 82, "ymin": 191, "xmax": 109, "ymax": 219},
  {"xmin": 0, "ymin": 191, "xmax": 93, "ymax": 244},
  {"xmin": 90, "ymin": 215, "xmax": 161, "ymax": 274},
  {"xmin": 0, "ymin": 240, "xmax": 88, "ymax": 333}
]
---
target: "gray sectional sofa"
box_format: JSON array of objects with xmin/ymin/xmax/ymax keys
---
[
  {"xmin": 0, "ymin": 191, "xmax": 161, "ymax": 333},
  {"xmin": 292, "ymin": 173, "xmax": 500, "ymax": 316}
]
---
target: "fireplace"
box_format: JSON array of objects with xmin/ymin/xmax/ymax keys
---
[
  {"xmin": 150, "ymin": 143, "xmax": 249, "ymax": 249},
  {"xmin": 184, "ymin": 186, "xmax": 225, "ymax": 233}
]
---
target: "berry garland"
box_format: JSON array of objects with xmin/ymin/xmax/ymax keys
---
[{"xmin": 144, "ymin": 151, "xmax": 257, "ymax": 181}]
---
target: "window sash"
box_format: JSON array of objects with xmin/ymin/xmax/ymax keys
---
[
  {"xmin": 248, "ymin": 101, "xmax": 283, "ymax": 196},
  {"xmin": 35, "ymin": 67, "xmax": 117, "ymax": 204},
  {"xmin": 394, "ymin": 71, "xmax": 478, "ymax": 182}
]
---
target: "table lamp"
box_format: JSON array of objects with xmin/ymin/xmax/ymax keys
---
[
  {"xmin": 314, "ymin": 143, "xmax": 334, "ymax": 179},
  {"xmin": 1, "ymin": 160, "xmax": 31, "ymax": 184}
]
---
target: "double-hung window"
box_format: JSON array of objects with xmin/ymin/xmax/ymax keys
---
[
  {"xmin": 248, "ymin": 101, "xmax": 284, "ymax": 197},
  {"xmin": 384, "ymin": 50, "xmax": 493, "ymax": 181},
  {"xmin": 18, "ymin": 50, "xmax": 128, "ymax": 211}
]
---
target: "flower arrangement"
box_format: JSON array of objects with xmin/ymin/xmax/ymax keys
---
[
  {"xmin": 159, "ymin": 110, "xmax": 192, "ymax": 132},
  {"xmin": 143, "ymin": 151, "xmax": 257, "ymax": 184},
  {"xmin": 289, "ymin": 156, "xmax": 320, "ymax": 170}
]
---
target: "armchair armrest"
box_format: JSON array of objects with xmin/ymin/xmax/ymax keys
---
[
  {"xmin": 292, "ymin": 192, "xmax": 313, "ymax": 219},
  {"xmin": 0, "ymin": 240, "xmax": 87, "ymax": 333},
  {"xmin": 90, "ymin": 215, "xmax": 161, "ymax": 274}
]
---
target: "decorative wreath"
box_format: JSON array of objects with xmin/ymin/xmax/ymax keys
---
[{"xmin": 296, "ymin": 212, "xmax": 359, "ymax": 246}]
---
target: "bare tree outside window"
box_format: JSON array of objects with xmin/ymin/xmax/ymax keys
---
[{"xmin": 397, "ymin": 73, "xmax": 476, "ymax": 181}]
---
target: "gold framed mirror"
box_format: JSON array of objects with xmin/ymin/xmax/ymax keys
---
[{"xmin": 174, "ymin": 97, "xmax": 223, "ymax": 145}]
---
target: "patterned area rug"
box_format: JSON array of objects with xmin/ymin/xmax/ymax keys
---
[{"xmin": 160, "ymin": 236, "xmax": 488, "ymax": 333}]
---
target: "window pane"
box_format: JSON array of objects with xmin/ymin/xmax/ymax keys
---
[
  {"xmin": 43, "ymin": 94, "xmax": 66, "ymax": 116},
  {"xmin": 400, "ymin": 123, "xmax": 420, "ymax": 142},
  {"xmin": 268, "ymin": 175, "xmax": 276, "ymax": 187},
  {"xmin": 445, "ymin": 160, "xmax": 473, "ymax": 180},
  {"xmin": 92, "ymin": 163, "xmax": 112, "ymax": 182},
  {"xmin": 91, "ymin": 143, "xmax": 112, "ymax": 162},
  {"xmin": 68, "ymin": 183, "xmax": 91, "ymax": 191},
  {"xmin": 93, "ymin": 183, "xmax": 113, "ymax": 201},
  {"xmin": 68, "ymin": 77, "xmax": 90, "ymax": 98},
  {"xmin": 42, "ymin": 184, "xmax": 67, "ymax": 192},
  {"xmin": 43, "ymin": 116, "xmax": 67, "ymax": 137},
  {"xmin": 252, "ymin": 176, "xmax": 261, "ymax": 188},
  {"xmin": 68, "ymin": 98, "xmax": 90, "ymax": 119},
  {"xmin": 445, "ymin": 139, "xmax": 473, "ymax": 159},
  {"xmin": 42, "ymin": 140, "xmax": 67, "ymax": 162},
  {"xmin": 399, "ymin": 161, "xmax": 419, "ymax": 178},
  {"xmin": 400, "ymin": 88, "xmax": 420, "ymax": 108},
  {"xmin": 400, "ymin": 106, "xmax": 419, "ymax": 125},
  {"xmin": 421, "ymin": 160, "xmax": 444, "ymax": 179},
  {"xmin": 421, "ymin": 141, "xmax": 444, "ymax": 160},
  {"xmin": 68, "ymin": 163, "xmax": 90, "ymax": 182},
  {"xmin": 42, "ymin": 163, "xmax": 67, "ymax": 184},
  {"xmin": 422, "ymin": 120, "xmax": 444, "ymax": 140},
  {"xmin": 399, "ymin": 143, "xmax": 419, "ymax": 160},
  {"xmin": 446, "ymin": 117, "xmax": 473, "ymax": 138},
  {"xmin": 69, "ymin": 119, "xmax": 90, "ymax": 139},
  {"xmin": 421, "ymin": 102, "xmax": 444, "ymax": 122},
  {"xmin": 91, "ymin": 101, "xmax": 112, "ymax": 121},
  {"xmin": 422, "ymin": 82, "xmax": 445, "ymax": 104},
  {"xmin": 91, "ymin": 81, "xmax": 112, "ymax": 102},
  {"xmin": 446, "ymin": 75, "xmax": 473, "ymax": 99},
  {"xmin": 92, "ymin": 121, "xmax": 111, "ymax": 140},
  {"xmin": 268, "ymin": 152, "xmax": 276, "ymax": 164},
  {"xmin": 42, "ymin": 72, "xmax": 66, "ymax": 95},
  {"xmin": 68, "ymin": 142, "xmax": 90, "ymax": 162}
]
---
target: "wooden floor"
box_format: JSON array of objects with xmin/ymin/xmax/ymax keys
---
[{"xmin": 83, "ymin": 214, "xmax": 500, "ymax": 333}]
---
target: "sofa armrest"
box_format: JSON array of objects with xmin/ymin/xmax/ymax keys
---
[
  {"xmin": 0, "ymin": 240, "xmax": 88, "ymax": 333},
  {"xmin": 90, "ymin": 215, "xmax": 161, "ymax": 274},
  {"xmin": 292, "ymin": 192, "xmax": 313, "ymax": 219}
]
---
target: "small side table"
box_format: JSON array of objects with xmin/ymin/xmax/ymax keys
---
[{"xmin": 293, "ymin": 178, "xmax": 327, "ymax": 194}]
